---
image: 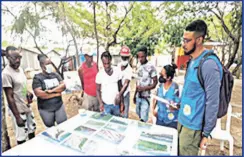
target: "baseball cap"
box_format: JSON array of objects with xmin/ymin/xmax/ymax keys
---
[
  {"xmin": 83, "ymin": 51, "xmax": 93, "ymax": 56},
  {"xmin": 120, "ymin": 46, "xmax": 131, "ymax": 56}
]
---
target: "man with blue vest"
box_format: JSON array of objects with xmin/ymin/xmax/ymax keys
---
[{"xmin": 178, "ymin": 20, "xmax": 223, "ymax": 155}]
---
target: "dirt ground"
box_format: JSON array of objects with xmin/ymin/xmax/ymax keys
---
[{"xmin": 5, "ymin": 72, "xmax": 242, "ymax": 156}]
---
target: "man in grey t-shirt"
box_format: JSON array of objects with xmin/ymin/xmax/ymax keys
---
[
  {"xmin": 133, "ymin": 46, "xmax": 158, "ymax": 122},
  {"xmin": 2, "ymin": 46, "xmax": 36, "ymax": 145}
]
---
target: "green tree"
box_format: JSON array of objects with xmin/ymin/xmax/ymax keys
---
[
  {"xmin": 120, "ymin": 2, "xmax": 163, "ymax": 57},
  {"xmin": 2, "ymin": 2, "xmax": 72, "ymax": 78}
]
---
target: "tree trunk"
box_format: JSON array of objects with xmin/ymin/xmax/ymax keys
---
[
  {"xmin": 221, "ymin": 46, "xmax": 226, "ymax": 65},
  {"xmin": 93, "ymin": 2, "xmax": 100, "ymax": 69},
  {"xmin": 72, "ymin": 32, "xmax": 80, "ymax": 70},
  {"xmin": 1, "ymin": 89, "xmax": 11, "ymax": 153},
  {"xmin": 232, "ymin": 58, "xmax": 242, "ymax": 76},
  {"xmin": 225, "ymin": 40, "xmax": 240, "ymax": 69},
  {"xmin": 235, "ymin": 65, "xmax": 242, "ymax": 79}
]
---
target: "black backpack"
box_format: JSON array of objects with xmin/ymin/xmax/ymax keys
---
[{"xmin": 186, "ymin": 52, "xmax": 234, "ymax": 118}]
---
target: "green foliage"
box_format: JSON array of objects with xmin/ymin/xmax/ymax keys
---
[
  {"xmin": 2, "ymin": 40, "xmax": 8, "ymax": 47},
  {"xmin": 120, "ymin": 2, "xmax": 163, "ymax": 56}
]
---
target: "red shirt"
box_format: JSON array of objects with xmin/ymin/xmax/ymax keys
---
[{"xmin": 79, "ymin": 62, "xmax": 98, "ymax": 96}]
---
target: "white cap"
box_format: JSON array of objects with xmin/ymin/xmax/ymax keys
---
[
  {"xmin": 83, "ymin": 51, "xmax": 93, "ymax": 56},
  {"xmin": 82, "ymin": 47, "xmax": 93, "ymax": 56}
]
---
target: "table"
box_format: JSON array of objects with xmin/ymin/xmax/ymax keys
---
[{"xmin": 2, "ymin": 111, "xmax": 178, "ymax": 156}]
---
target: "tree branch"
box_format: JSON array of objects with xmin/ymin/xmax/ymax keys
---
[
  {"xmin": 209, "ymin": 9, "xmax": 236, "ymax": 42},
  {"xmin": 106, "ymin": 2, "xmax": 135, "ymax": 48}
]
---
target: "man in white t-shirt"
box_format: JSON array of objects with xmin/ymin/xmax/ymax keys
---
[
  {"xmin": 117, "ymin": 46, "xmax": 133, "ymax": 118},
  {"xmin": 96, "ymin": 51, "xmax": 124, "ymax": 116}
]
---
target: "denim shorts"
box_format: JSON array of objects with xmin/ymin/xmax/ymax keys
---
[
  {"xmin": 136, "ymin": 97, "xmax": 150, "ymax": 122},
  {"xmin": 104, "ymin": 104, "xmax": 120, "ymax": 117}
]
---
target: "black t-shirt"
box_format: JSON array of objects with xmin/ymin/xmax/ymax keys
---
[{"xmin": 32, "ymin": 72, "xmax": 63, "ymax": 112}]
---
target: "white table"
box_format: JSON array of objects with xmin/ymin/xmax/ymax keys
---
[{"xmin": 3, "ymin": 111, "xmax": 178, "ymax": 156}]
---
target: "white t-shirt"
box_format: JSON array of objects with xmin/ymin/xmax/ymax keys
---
[
  {"xmin": 96, "ymin": 66, "xmax": 122, "ymax": 104},
  {"xmin": 117, "ymin": 63, "xmax": 133, "ymax": 97}
]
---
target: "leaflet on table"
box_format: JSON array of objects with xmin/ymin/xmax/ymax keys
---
[
  {"xmin": 118, "ymin": 130, "xmax": 173, "ymax": 156},
  {"xmin": 40, "ymin": 126, "xmax": 72, "ymax": 143},
  {"xmin": 61, "ymin": 134, "xmax": 98, "ymax": 154}
]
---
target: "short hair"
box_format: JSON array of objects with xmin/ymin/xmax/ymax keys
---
[
  {"xmin": 164, "ymin": 63, "xmax": 178, "ymax": 80},
  {"xmin": 137, "ymin": 45, "xmax": 148, "ymax": 56},
  {"xmin": 6, "ymin": 46, "xmax": 17, "ymax": 56},
  {"xmin": 101, "ymin": 51, "xmax": 112, "ymax": 61},
  {"xmin": 185, "ymin": 19, "xmax": 207, "ymax": 39},
  {"xmin": 37, "ymin": 54, "xmax": 47, "ymax": 65}
]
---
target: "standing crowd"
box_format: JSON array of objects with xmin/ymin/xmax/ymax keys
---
[{"xmin": 3, "ymin": 19, "xmax": 224, "ymax": 156}]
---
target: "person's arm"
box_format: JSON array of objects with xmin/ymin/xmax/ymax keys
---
[
  {"xmin": 32, "ymin": 74, "xmax": 61, "ymax": 100},
  {"xmin": 169, "ymin": 84, "xmax": 181, "ymax": 111},
  {"xmin": 46, "ymin": 81, "xmax": 66, "ymax": 93},
  {"xmin": 137, "ymin": 76, "xmax": 158, "ymax": 92},
  {"xmin": 133, "ymin": 87, "xmax": 138, "ymax": 104},
  {"xmin": 46, "ymin": 73, "xmax": 66, "ymax": 93},
  {"xmin": 3, "ymin": 87, "xmax": 25, "ymax": 126},
  {"xmin": 152, "ymin": 88, "xmax": 158, "ymax": 117},
  {"xmin": 118, "ymin": 79, "xmax": 129, "ymax": 113},
  {"xmin": 119, "ymin": 79, "xmax": 130, "ymax": 96},
  {"xmin": 34, "ymin": 87, "xmax": 61, "ymax": 99},
  {"xmin": 117, "ymin": 79, "xmax": 124, "ymax": 113},
  {"xmin": 78, "ymin": 66, "xmax": 84, "ymax": 97},
  {"xmin": 200, "ymin": 59, "xmax": 221, "ymax": 149},
  {"xmin": 96, "ymin": 83, "xmax": 104, "ymax": 112}
]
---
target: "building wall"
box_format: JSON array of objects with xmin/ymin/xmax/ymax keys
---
[{"xmin": 21, "ymin": 50, "xmax": 40, "ymax": 70}]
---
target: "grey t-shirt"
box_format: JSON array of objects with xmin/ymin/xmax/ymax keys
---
[
  {"xmin": 2, "ymin": 65, "xmax": 31, "ymax": 113},
  {"xmin": 136, "ymin": 61, "xmax": 157, "ymax": 97},
  {"xmin": 32, "ymin": 72, "xmax": 63, "ymax": 112}
]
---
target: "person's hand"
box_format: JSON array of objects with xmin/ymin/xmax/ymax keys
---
[
  {"xmin": 168, "ymin": 101, "xmax": 179, "ymax": 112},
  {"xmin": 16, "ymin": 117, "xmax": 25, "ymax": 127},
  {"xmin": 81, "ymin": 90, "xmax": 84, "ymax": 98},
  {"xmin": 120, "ymin": 103, "xmax": 125, "ymax": 114},
  {"xmin": 169, "ymin": 105, "xmax": 178, "ymax": 112},
  {"xmin": 153, "ymin": 110, "xmax": 158, "ymax": 117},
  {"xmin": 147, "ymin": 117, "xmax": 153, "ymax": 124},
  {"xmin": 100, "ymin": 103, "xmax": 104, "ymax": 112},
  {"xmin": 45, "ymin": 90, "xmax": 53, "ymax": 94},
  {"xmin": 136, "ymin": 86, "xmax": 145, "ymax": 92},
  {"xmin": 114, "ymin": 94, "xmax": 121, "ymax": 105},
  {"xmin": 200, "ymin": 137, "xmax": 208, "ymax": 150},
  {"xmin": 26, "ymin": 92, "xmax": 33, "ymax": 104},
  {"xmin": 133, "ymin": 96, "xmax": 136, "ymax": 104},
  {"xmin": 55, "ymin": 93, "xmax": 61, "ymax": 97}
]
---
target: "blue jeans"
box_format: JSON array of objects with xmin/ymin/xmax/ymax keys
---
[
  {"xmin": 104, "ymin": 104, "xmax": 120, "ymax": 117},
  {"xmin": 122, "ymin": 92, "xmax": 130, "ymax": 118},
  {"xmin": 136, "ymin": 97, "xmax": 150, "ymax": 122},
  {"xmin": 156, "ymin": 119, "xmax": 177, "ymax": 129}
]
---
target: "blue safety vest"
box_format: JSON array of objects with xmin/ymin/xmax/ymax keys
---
[
  {"xmin": 178, "ymin": 50, "xmax": 223, "ymax": 130},
  {"xmin": 157, "ymin": 82, "xmax": 180, "ymax": 124}
]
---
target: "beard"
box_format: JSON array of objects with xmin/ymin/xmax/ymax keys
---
[{"xmin": 184, "ymin": 42, "xmax": 196, "ymax": 55}]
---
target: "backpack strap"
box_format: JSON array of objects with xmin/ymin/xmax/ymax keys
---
[{"xmin": 197, "ymin": 52, "xmax": 220, "ymax": 89}]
